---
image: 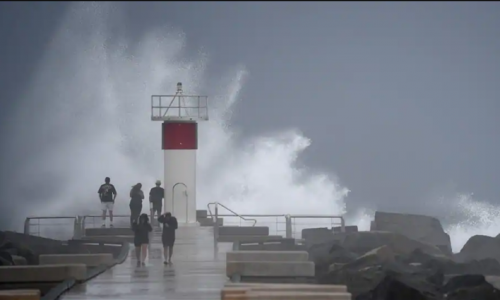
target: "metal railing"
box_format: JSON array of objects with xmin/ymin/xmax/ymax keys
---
[
  {"xmin": 207, "ymin": 202, "xmax": 346, "ymax": 255},
  {"xmin": 24, "ymin": 216, "xmax": 79, "ymax": 240},
  {"xmin": 207, "ymin": 202, "xmax": 258, "ymax": 226}
]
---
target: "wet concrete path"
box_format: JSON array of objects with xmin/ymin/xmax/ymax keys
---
[{"xmin": 63, "ymin": 226, "xmax": 230, "ymax": 300}]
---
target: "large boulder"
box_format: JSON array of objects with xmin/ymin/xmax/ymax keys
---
[
  {"xmin": 308, "ymin": 241, "xmax": 359, "ymax": 278},
  {"xmin": 372, "ymin": 211, "xmax": 452, "ymax": 255},
  {"xmin": 455, "ymin": 235, "xmax": 500, "ymax": 263},
  {"xmin": 444, "ymin": 274, "xmax": 500, "ymax": 300},
  {"xmin": 341, "ymin": 231, "xmax": 444, "ymax": 257},
  {"xmin": 320, "ymin": 257, "xmax": 443, "ymax": 299},
  {"xmin": 405, "ymin": 248, "xmax": 500, "ymax": 276}
]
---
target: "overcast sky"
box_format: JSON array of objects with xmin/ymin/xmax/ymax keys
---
[{"xmin": 0, "ymin": 2, "xmax": 499, "ymax": 229}]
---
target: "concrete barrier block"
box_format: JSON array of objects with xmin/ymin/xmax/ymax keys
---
[
  {"xmin": 196, "ymin": 210, "xmax": 208, "ymax": 218},
  {"xmin": 222, "ymin": 291, "xmax": 351, "ymax": 300},
  {"xmin": 85, "ymin": 227, "xmax": 133, "ymax": 236},
  {"xmin": 39, "ymin": 253, "xmax": 114, "ymax": 267},
  {"xmin": 0, "ymin": 289, "xmax": 40, "ymax": 300},
  {"xmin": 218, "ymin": 235, "xmax": 282, "ymax": 243},
  {"xmin": 198, "ymin": 218, "xmax": 223, "ymax": 227},
  {"xmin": 82, "ymin": 236, "xmax": 134, "ymax": 243},
  {"xmin": 227, "ymin": 251, "xmax": 309, "ymax": 262},
  {"xmin": 224, "ymin": 283, "xmax": 347, "ymax": 293},
  {"xmin": 227, "ymin": 261, "xmax": 315, "ymax": 277},
  {"xmin": 219, "ymin": 226, "xmax": 269, "ymax": 236},
  {"xmin": 0, "ymin": 264, "xmax": 87, "ymax": 282}
]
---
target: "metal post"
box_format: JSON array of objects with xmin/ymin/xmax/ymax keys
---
[
  {"xmin": 285, "ymin": 214, "xmax": 292, "ymax": 238},
  {"xmin": 214, "ymin": 203, "xmax": 220, "ymax": 258},
  {"xmin": 23, "ymin": 218, "xmax": 30, "ymax": 235}
]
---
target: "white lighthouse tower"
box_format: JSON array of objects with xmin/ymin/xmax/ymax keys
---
[{"xmin": 151, "ymin": 83, "xmax": 209, "ymax": 224}]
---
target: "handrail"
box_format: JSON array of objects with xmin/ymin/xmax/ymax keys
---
[
  {"xmin": 207, "ymin": 202, "xmax": 258, "ymax": 226},
  {"xmin": 24, "ymin": 216, "xmax": 78, "ymax": 235}
]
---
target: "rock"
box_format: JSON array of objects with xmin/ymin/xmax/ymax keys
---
[
  {"xmin": 356, "ymin": 270, "xmax": 443, "ymax": 300},
  {"xmin": 0, "ymin": 251, "xmax": 13, "ymax": 266},
  {"xmin": 406, "ymin": 248, "xmax": 500, "ymax": 276},
  {"xmin": 444, "ymin": 274, "xmax": 500, "ymax": 300},
  {"xmin": 332, "ymin": 226, "xmax": 358, "ymax": 233},
  {"xmin": 456, "ymin": 235, "xmax": 500, "ymax": 263},
  {"xmin": 328, "ymin": 263, "xmax": 344, "ymax": 273},
  {"xmin": 341, "ymin": 231, "xmax": 444, "ymax": 257},
  {"xmin": 308, "ymin": 241, "xmax": 359, "ymax": 278},
  {"xmin": 0, "ymin": 239, "xmax": 37, "ymax": 265},
  {"xmin": 321, "ymin": 260, "xmax": 443, "ymax": 299},
  {"xmin": 345, "ymin": 245, "xmax": 395, "ymax": 270},
  {"xmin": 12, "ymin": 255, "xmax": 27, "ymax": 265},
  {"xmin": 372, "ymin": 211, "xmax": 452, "ymax": 255}
]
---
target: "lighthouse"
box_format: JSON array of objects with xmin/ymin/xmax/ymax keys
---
[{"xmin": 151, "ymin": 83, "xmax": 208, "ymax": 224}]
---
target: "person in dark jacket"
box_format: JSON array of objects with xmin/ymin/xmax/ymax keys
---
[
  {"xmin": 149, "ymin": 180, "xmax": 164, "ymax": 226},
  {"xmin": 129, "ymin": 183, "xmax": 144, "ymax": 227},
  {"xmin": 132, "ymin": 213, "xmax": 152, "ymax": 267},
  {"xmin": 158, "ymin": 212, "xmax": 178, "ymax": 264}
]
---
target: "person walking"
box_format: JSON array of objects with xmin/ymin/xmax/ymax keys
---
[
  {"xmin": 149, "ymin": 180, "xmax": 164, "ymax": 226},
  {"xmin": 97, "ymin": 177, "xmax": 117, "ymax": 228},
  {"xmin": 132, "ymin": 213, "xmax": 152, "ymax": 267},
  {"xmin": 158, "ymin": 212, "xmax": 178, "ymax": 264},
  {"xmin": 129, "ymin": 183, "xmax": 144, "ymax": 227}
]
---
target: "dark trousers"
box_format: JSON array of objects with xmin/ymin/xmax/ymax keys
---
[{"xmin": 130, "ymin": 205, "xmax": 142, "ymax": 227}]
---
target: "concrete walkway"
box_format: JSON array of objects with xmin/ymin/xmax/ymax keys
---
[{"xmin": 63, "ymin": 226, "xmax": 230, "ymax": 300}]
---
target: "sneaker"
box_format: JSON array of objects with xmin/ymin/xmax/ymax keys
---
[
  {"xmin": 136, "ymin": 261, "xmax": 141, "ymax": 267},
  {"xmin": 141, "ymin": 262, "xmax": 146, "ymax": 267},
  {"xmin": 109, "ymin": 224, "xmax": 114, "ymax": 228},
  {"xmin": 163, "ymin": 261, "xmax": 168, "ymax": 265},
  {"xmin": 101, "ymin": 224, "xmax": 106, "ymax": 228}
]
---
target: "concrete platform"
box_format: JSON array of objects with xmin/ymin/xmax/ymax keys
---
[
  {"xmin": 226, "ymin": 261, "xmax": 315, "ymax": 277},
  {"xmin": 85, "ymin": 227, "xmax": 133, "ymax": 237},
  {"xmin": 227, "ymin": 251, "xmax": 309, "ymax": 262},
  {"xmin": 0, "ymin": 264, "xmax": 87, "ymax": 282},
  {"xmin": 39, "ymin": 254, "xmax": 114, "ymax": 267},
  {"xmin": 61, "ymin": 226, "xmax": 231, "ymax": 300},
  {"xmin": 219, "ymin": 226, "xmax": 269, "ymax": 236},
  {"xmin": 0, "ymin": 289, "xmax": 40, "ymax": 300}
]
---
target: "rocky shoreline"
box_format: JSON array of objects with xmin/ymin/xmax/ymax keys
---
[{"xmin": 305, "ymin": 211, "xmax": 500, "ymax": 299}]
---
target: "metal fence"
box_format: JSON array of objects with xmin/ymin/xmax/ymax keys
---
[
  {"xmin": 23, "ymin": 216, "xmax": 78, "ymax": 240},
  {"xmin": 23, "ymin": 202, "xmax": 345, "ymax": 243}
]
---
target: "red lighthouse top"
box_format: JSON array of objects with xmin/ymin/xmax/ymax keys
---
[{"xmin": 151, "ymin": 82, "xmax": 209, "ymax": 122}]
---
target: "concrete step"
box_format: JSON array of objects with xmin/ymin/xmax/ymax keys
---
[
  {"xmin": 224, "ymin": 283, "xmax": 347, "ymax": 293},
  {"xmin": 81, "ymin": 236, "xmax": 134, "ymax": 244},
  {"xmin": 197, "ymin": 217, "xmax": 223, "ymax": 227},
  {"xmin": 218, "ymin": 235, "xmax": 282, "ymax": 243},
  {"xmin": 227, "ymin": 251, "xmax": 309, "ymax": 262},
  {"xmin": 196, "ymin": 210, "xmax": 208, "ymax": 219},
  {"xmin": 226, "ymin": 261, "xmax": 315, "ymax": 278},
  {"xmin": 219, "ymin": 226, "xmax": 269, "ymax": 236},
  {"xmin": 85, "ymin": 227, "xmax": 133, "ymax": 237},
  {"xmin": 222, "ymin": 290, "xmax": 351, "ymax": 299}
]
